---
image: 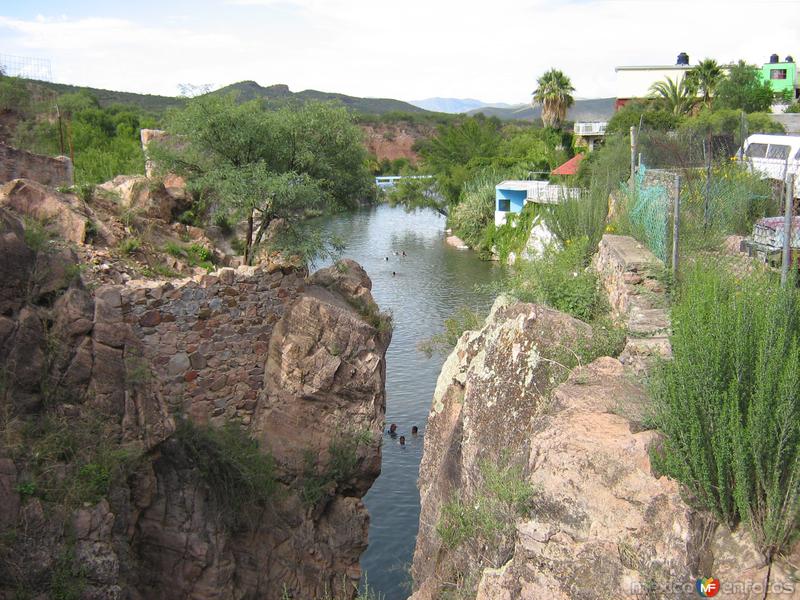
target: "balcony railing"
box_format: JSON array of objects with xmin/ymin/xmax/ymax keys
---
[{"xmin": 574, "ymin": 122, "xmax": 608, "ymax": 136}]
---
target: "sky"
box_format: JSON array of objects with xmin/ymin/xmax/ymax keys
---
[{"xmin": 0, "ymin": 0, "xmax": 798, "ymax": 104}]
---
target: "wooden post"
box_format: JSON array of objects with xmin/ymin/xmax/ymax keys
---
[
  {"xmin": 56, "ymin": 105, "xmax": 65, "ymax": 156},
  {"xmin": 781, "ymin": 174, "xmax": 794, "ymax": 286},
  {"xmin": 672, "ymin": 175, "xmax": 681, "ymax": 277}
]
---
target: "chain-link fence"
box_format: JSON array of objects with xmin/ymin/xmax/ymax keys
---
[{"xmin": 613, "ymin": 125, "xmax": 788, "ymax": 272}]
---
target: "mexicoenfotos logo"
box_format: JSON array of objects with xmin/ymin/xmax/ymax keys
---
[{"xmin": 696, "ymin": 577, "xmax": 720, "ymax": 597}]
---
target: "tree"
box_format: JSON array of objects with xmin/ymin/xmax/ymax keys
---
[
  {"xmin": 715, "ymin": 61, "xmax": 774, "ymax": 113},
  {"xmin": 686, "ymin": 58, "xmax": 724, "ymax": 108},
  {"xmin": 649, "ymin": 76, "xmax": 697, "ymax": 116},
  {"xmin": 532, "ymin": 69, "xmax": 575, "ymax": 129},
  {"xmin": 606, "ymin": 100, "xmax": 681, "ymax": 134},
  {"xmin": 151, "ymin": 94, "xmax": 368, "ymax": 264}
]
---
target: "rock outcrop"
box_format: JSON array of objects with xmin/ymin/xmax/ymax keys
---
[
  {"xmin": 411, "ymin": 237, "xmax": 800, "ymax": 600},
  {"xmin": 0, "ymin": 191, "xmax": 390, "ymax": 600}
]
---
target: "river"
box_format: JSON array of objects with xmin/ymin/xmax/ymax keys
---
[{"xmin": 315, "ymin": 204, "xmax": 506, "ymax": 599}]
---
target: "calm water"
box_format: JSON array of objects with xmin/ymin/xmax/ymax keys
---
[{"xmin": 315, "ymin": 205, "xmax": 505, "ymax": 599}]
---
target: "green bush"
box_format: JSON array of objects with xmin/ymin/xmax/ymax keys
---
[
  {"xmin": 418, "ymin": 307, "xmax": 485, "ymax": 357},
  {"xmin": 505, "ymin": 238, "xmax": 605, "ymax": 322},
  {"xmin": 652, "ymin": 261, "xmax": 800, "ymax": 559},
  {"xmin": 118, "ymin": 237, "xmax": 141, "ymax": 255},
  {"xmin": 176, "ymin": 420, "xmax": 277, "ymax": 529},
  {"xmin": 300, "ymin": 430, "xmax": 372, "ymax": 508},
  {"xmin": 17, "ymin": 413, "xmax": 141, "ymax": 508},
  {"xmin": 545, "ymin": 188, "xmax": 608, "ymax": 258},
  {"xmin": 486, "ymin": 203, "xmax": 541, "ymax": 263}
]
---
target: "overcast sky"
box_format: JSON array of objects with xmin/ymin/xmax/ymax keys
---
[{"xmin": 1, "ymin": 0, "xmax": 798, "ymax": 104}]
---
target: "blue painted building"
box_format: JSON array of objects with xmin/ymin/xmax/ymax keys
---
[{"xmin": 495, "ymin": 180, "xmax": 584, "ymax": 226}]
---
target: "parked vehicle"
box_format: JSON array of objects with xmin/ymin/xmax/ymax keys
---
[{"xmin": 740, "ymin": 134, "xmax": 800, "ymax": 198}]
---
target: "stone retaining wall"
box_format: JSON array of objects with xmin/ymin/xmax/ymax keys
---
[
  {"xmin": 0, "ymin": 142, "xmax": 73, "ymax": 186},
  {"xmin": 594, "ymin": 234, "xmax": 671, "ymax": 371},
  {"xmin": 119, "ymin": 263, "xmax": 307, "ymax": 425}
]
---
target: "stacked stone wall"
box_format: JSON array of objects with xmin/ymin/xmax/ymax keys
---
[
  {"xmin": 120, "ymin": 263, "xmax": 307, "ymax": 425},
  {"xmin": 0, "ymin": 142, "xmax": 73, "ymax": 186}
]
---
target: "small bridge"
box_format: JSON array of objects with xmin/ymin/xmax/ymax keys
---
[{"xmin": 375, "ymin": 175, "xmax": 433, "ymax": 190}]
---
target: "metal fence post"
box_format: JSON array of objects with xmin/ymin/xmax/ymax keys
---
[
  {"xmin": 630, "ymin": 126, "xmax": 637, "ymax": 195},
  {"xmin": 672, "ymin": 175, "xmax": 681, "ymax": 277},
  {"xmin": 703, "ymin": 135, "xmax": 712, "ymax": 230},
  {"xmin": 781, "ymin": 174, "xmax": 795, "ymax": 286}
]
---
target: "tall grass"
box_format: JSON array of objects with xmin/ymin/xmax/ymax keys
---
[{"xmin": 653, "ymin": 261, "xmax": 800, "ymax": 559}]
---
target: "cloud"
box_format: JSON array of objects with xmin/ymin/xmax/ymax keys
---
[{"xmin": 0, "ymin": 1, "xmax": 797, "ymax": 101}]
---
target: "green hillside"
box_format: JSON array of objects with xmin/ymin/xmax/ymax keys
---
[{"xmin": 26, "ymin": 78, "xmax": 428, "ymax": 116}]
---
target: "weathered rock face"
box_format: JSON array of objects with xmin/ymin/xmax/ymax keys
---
[
  {"xmin": 411, "ymin": 297, "xmax": 594, "ymax": 599},
  {"xmin": 412, "ymin": 237, "xmax": 800, "ymax": 600},
  {"xmin": 96, "ymin": 175, "xmax": 188, "ymax": 223},
  {"xmin": 0, "ymin": 201, "xmax": 389, "ymax": 600},
  {"xmin": 0, "ymin": 141, "xmax": 73, "ymax": 187}
]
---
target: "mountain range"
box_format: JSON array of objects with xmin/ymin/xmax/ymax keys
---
[
  {"xmin": 26, "ymin": 79, "xmax": 616, "ymax": 122},
  {"xmin": 409, "ymin": 97, "xmax": 514, "ymax": 114},
  {"xmin": 468, "ymin": 98, "xmax": 616, "ymax": 122}
]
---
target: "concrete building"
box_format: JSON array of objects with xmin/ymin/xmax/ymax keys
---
[
  {"xmin": 494, "ymin": 180, "xmax": 583, "ymax": 226},
  {"xmin": 760, "ymin": 54, "xmax": 799, "ymax": 101},
  {"xmin": 573, "ymin": 122, "xmax": 607, "ymax": 151},
  {"xmin": 615, "ymin": 53, "xmax": 696, "ymax": 109}
]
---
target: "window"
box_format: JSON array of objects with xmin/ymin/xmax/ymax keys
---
[
  {"xmin": 746, "ymin": 143, "xmax": 768, "ymax": 158},
  {"xmin": 497, "ymin": 198, "xmax": 511, "ymax": 212},
  {"xmin": 770, "ymin": 69, "xmax": 788, "ymax": 80},
  {"xmin": 767, "ymin": 144, "xmax": 790, "ymax": 160}
]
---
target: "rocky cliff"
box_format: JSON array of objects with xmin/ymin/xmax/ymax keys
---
[
  {"xmin": 0, "ymin": 179, "xmax": 390, "ymax": 599},
  {"xmin": 410, "ymin": 236, "xmax": 800, "ymax": 600}
]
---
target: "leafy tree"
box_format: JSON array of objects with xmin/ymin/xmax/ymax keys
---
[
  {"xmin": 532, "ymin": 69, "xmax": 575, "ymax": 129},
  {"xmin": 715, "ymin": 61, "xmax": 774, "ymax": 113},
  {"xmin": 686, "ymin": 58, "xmax": 724, "ymax": 108},
  {"xmin": 606, "ymin": 100, "xmax": 681, "ymax": 134},
  {"xmin": 151, "ymin": 94, "xmax": 368, "ymax": 263},
  {"xmin": 0, "ymin": 76, "xmax": 30, "ymax": 113},
  {"xmin": 418, "ymin": 116, "xmax": 503, "ymax": 203},
  {"xmin": 649, "ymin": 76, "xmax": 697, "ymax": 115}
]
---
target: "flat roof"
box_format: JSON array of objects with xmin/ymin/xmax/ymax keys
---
[
  {"xmin": 615, "ymin": 65, "xmax": 690, "ymax": 72},
  {"xmin": 496, "ymin": 180, "xmax": 550, "ymax": 191}
]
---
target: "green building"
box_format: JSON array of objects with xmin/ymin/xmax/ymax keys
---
[{"xmin": 760, "ymin": 54, "xmax": 799, "ymax": 100}]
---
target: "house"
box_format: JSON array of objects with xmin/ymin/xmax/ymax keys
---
[
  {"xmin": 760, "ymin": 54, "xmax": 799, "ymax": 102},
  {"xmin": 573, "ymin": 122, "xmax": 607, "ymax": 151},
  {"xmin": 615, "ymin": 53, "xmax": 696, "ymax": 110},
  {"xmin": 495, "ymin": 180, "xmax": 583, "ymax": 226}
]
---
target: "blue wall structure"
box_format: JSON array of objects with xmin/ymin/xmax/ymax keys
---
[{"xmin": 495, "ymin": 187, "xmax": 526, "ymax": 214}]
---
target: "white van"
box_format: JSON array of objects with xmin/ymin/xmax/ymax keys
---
[{"xmin": 741, "ymin": 134, "xmax": 800, "ymax": 197}]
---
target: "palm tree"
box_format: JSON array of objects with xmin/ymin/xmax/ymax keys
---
[
  {"xmin": 649, "ymin": 76, "xmax": 696, "ymax": 115},
  {"xmin": 532, "ymin": 69, "xmax": 575, "ymax": 129},
  {"xmin": 686, "ymin": 59, "xmax": 724, "ymax": 108}
]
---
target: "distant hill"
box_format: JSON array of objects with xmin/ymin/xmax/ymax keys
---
[
  {"xmin": 211, "ymin": 81, "xmax": 429, "ymax": 115},
  {"xmin": 25, "ymin": 80, "xmax": 185, "ymax": 113},
  {"xmin": 26, "ymin": 79, "xmax": 431, "ymax": 116},
  {"xmin": 468, "ymin": 98, "xmax": 616, "ymax": 122},
  {"xmin": 409, "ymin": 97, "xmax": 514, "ymax": 114}
]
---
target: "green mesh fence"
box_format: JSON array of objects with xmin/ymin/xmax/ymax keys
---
[{"xmin": 620, "ymin": 165, "xmax": 670, "ymax": 262}]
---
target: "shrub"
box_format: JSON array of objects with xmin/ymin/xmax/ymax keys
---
[
  {"xmin": 176, "ymin": 420, "xmax": 277, "ymax": 529},
  {"xmin": 486, "ymin": 203, "xmax": 541, "ymax": 263},
  {"xmin": 545, "ymin": 189, "xmax": 608, "ymax": 259},
  {"xmin": 300, "ymin": 430, "xmax": 372, "ymax": 508},
  {"xmin": 418, "ymin": 307, "xmax": 485, "ymax": 358},
  {"xmin": 118, "ymin": 237, "xmax": 141, "ymax": 255},
  {"xmin": 505, "ymin": 238, "xmax": 605, "ymax": 322},
  {"xmin": 652, "ymin": 261, "xmax": 800, "ymax": 559},
  {"xmin": 17, "ymin": 413, "xmax": 141, "ymax": 508}
]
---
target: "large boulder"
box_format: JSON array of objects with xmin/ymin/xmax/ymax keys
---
[
  {"xmin": 0, "ymin": 178, "xmax": 96, "ymax": 244},
  {"xmin": 96, "ymin": 175, "xmax": 186, "ymax": 223}
]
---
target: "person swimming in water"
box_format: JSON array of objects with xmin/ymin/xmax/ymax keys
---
[
  {"xmin": 385, "ymin": 256, "xmax": 389, "ymax": 261},
  {"xmin": 399, "ymin": 436, "xmax": 406, "ymax": 446},
  {"xmin": 401, "ymin": 251, "xmax": 407, "ymax": 256},
  {"xmin": 387, "ymin": 423, "xmax": 397, "ymax": 437},
  {"xmin": 392, "ymin": 271, "xmax": 396, "ymax": 276},
  {"xmin": 411, "ymin": 426, "xmax": 419, "ymax": 435}
]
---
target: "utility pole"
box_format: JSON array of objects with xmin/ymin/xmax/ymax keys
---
[
  {"xmin": 781, "ymin": 174, "xmax": 795, "ymax": 286},
  {"xmin": 56, "ymin": 104, "xmax": 65, "ymax": 156}
]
